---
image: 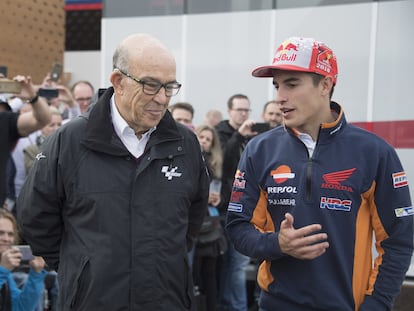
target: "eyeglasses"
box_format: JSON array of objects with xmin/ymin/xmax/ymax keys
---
[
  {"xmin": 232, "ymin": 108, "xmax": 251, "ymax": 113},
  {"xmin": 116, "ymin": 68, "xmax": 181, "ymax": 97}
]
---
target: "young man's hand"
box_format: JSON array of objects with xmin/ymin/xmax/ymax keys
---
[{"xmin": 278, "ymin": 213, "xmax": 329, "ymax": 260}]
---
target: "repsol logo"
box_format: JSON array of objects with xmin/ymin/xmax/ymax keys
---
[{"xmin": 267, "ymin": 186, "xmax": 297, "ymax": 194}]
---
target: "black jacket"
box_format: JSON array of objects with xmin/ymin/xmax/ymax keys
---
[
  {"xmin": 17, "ymin": 88, "xmax": 209, "ymax": 310},
  {"xmin": 215, "ymin": 120, "xmax": 250, "ymax": 213}
]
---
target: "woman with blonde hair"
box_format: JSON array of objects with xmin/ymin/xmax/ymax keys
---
[
  {"xmin": 195, "ymin": 125, "xmax": 222, "ymax": 180},
  {"xmin": 0, "ymin": 208, "xmax": 46, "ymax": 311},
  {"xmin": 193, "ymin": 125, "xmax": 227, "ymax": 311}
]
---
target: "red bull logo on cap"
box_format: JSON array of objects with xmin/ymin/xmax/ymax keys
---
[
  {"xmin": 252, "ymin": 37, "xmax": 338, "ymax": 84},
  {"xmin": 273, "ymin": 40, "xmax": 299, "ymax": 63}
]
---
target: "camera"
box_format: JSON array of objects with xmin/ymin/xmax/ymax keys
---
[
  {"xmin": 0, "ymin": 78, "xmax": 22, "ymax": 94},
  {"xmin": 50, "ymin": 63, "xmax": 63, "ymax": 82},
  {"xmin": 251, "ymin": 122, "xmax": 271, "ymax": 133},
  {"xmin": 0, "ymin": 65, "xmax": 8, "ymax": 77},
  {"xmin": 38, "ymin": 87, "xmax": 59, "ymax": 98},
  {"xmin": 16, "ymin": 245, "xmax": 35, "ymax": 261}
]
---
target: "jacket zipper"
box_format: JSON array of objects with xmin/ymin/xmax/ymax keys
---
[
  {"xmin": 306, "ymin": 158, "xmax": 313, "ymax": 202},
  {"xmin": 296, "ymin": 130, "xmax": 319, "ymax": 203}
]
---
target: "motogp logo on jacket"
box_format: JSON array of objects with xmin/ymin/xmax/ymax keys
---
[{"xmin": 161, "ymin": 165, "xmax": 182, "ymax": 180}]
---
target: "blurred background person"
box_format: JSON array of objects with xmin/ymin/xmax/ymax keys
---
[
  {"xmin": 0, "ymin": 208, "xmax": 47, "ymax": 311},
  {"xmin": 169, "ymin": 102, "xmax": 195, "ymax": 131},
  {"xmin": 71, "ymin": 80, "xmax": 95, "ymax": 114},
  {"xmin": 10, "ymin": 72, "xmax": 84, "ymax": 207},
  {"xmin": 38, "ymin": 73, "xmax": 80, "ymax": 121},
  {"xmin": 215, "ymin": 94, "xmax": 255, "ymax": 311},
  {"xmin": 23, "ymin": 106, "xmax": 62, "ymax": 175},
  {"xmin": 261, "ymin": 100, "xmax": 283, "ymax": 128},
  {"xmin": 203, "ymin": 109, "xmax": 223, "ymax": 128},
  {"xmin": 193, "ymin": 124, "xmax": 227, "ymax": 311},
  {"xmin": 1, "ymin": 74, "xmax": 51, "ymax": 210}
]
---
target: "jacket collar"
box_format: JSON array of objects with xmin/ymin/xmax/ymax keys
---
[
  {"xmin": 318, "ymin": 101, "xmax": 346, "ymax": 142},
  {"xmin": 288, "ymin": 101, "xmax": 347, "ymax": 143},
  {"xmin": 80, "ymin": 87, "xmax": 182, "ymax": 156}
]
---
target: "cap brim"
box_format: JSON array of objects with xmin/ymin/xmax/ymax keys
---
[
  {"xmin": 251, "ymin": 66, "xmax": 275, "ymax": 77},
  {"xmin": 252, "ymin": 64, "xmax": 317, "ymax": 78}
]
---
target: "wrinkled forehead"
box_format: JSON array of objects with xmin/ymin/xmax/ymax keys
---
[{"xmin": 130, "ymin": 42, "xmax": 177, "ymax": 80}]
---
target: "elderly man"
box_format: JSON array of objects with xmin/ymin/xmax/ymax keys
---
[{"xmin": 18, "ymin": 33, "xmax": 209, "ymax": 311}]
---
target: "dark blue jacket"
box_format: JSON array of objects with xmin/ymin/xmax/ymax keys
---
[{"xmin": 226, "ymin": 102, "xmax": 413, "ymax": 311}]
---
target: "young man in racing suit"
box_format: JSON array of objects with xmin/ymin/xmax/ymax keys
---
[{"xmin": 226, "ymin": 37, "xmax": 413, "ymax": 311}]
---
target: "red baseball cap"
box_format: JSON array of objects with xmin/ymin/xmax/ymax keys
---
[{"xmin": 252, "ymin": 37, "xmax": 338, "ymax": 84}]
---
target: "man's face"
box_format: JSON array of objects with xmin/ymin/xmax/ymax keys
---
[
  {"xmin": 112, "ymin": 52, "xmax": 177, "ymax": 135},
  {"xmin": 273, "ymin": 70, "xmax": 326, "ymax": 134},
  {"xmin": 42, "ymin": 114, "xmax": 62, "ymax": 137},
  {"xmin": 262, "ymin": 102, "xmax": 283, "ymax": 128},
  {"xmin": 228, "ymin": 97, "xmax": 250, "ymax": 129},
  {"xmin": 73, "ymin": 83, "xmax": 94, "ymax": 113},
  {"xmin": 171, "ymin": 108, "xmax": 193, "ymax": 128},
  {"xmin": 0, "ymin": 218, "xmax": 15, "ymax": 254}
]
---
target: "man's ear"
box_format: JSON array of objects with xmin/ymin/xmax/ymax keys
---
[
  {"xmin": 110, "ymin": 71, "xmax": 123, "ymax": 93},
  {"xmin": 321, "ymin": 76, "xmax": 334, "ymax": 97}
]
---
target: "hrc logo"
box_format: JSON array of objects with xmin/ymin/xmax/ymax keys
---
[{"xmin": 320, "ymin": 197, "xmax": 352, "ymax": 212}]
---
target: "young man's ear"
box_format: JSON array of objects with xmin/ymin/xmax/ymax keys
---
[{"xmin": 321, "ymin": 76, "xmax": 334, "ymax": 97}]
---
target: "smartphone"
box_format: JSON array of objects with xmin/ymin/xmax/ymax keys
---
[
  {"xmin": 0, "ymin": 78, "xmax": 22, "ymax": 93},
  {"xmin": 50, "ymin": 63, "xmax": 63, "ymax": 82},
  {"xmin": 0, "ymin": 65, "xmax": 7, "ymax": 77},
  {"xmin": 251, "ymin": 122, "xmax": 271, "ymax": 133},
  {"xmin": 38, "ymin": 87, "xmax": 59, "ymax": 98},
  {"xmin": 16, "ymin": 245, "xmax": 35, "ymax": 261}
]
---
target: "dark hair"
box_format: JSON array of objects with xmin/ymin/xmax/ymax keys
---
[
  {"xmin": 310, "ymin": 73, "xmax": 335, "ymax": 99},
  {"xmin": 227, "ymin": 94, "xmax": 249, "ymax": 110},
  {"xmin": 169, "ymin": 102, "xmax": 194, "ymax": 118},
  {"xmin": 262, "ymin": 100, "xmax": 277, "ymax": 114}
]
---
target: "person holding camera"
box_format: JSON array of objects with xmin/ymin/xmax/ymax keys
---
[
  {"xmin": 261, "ymin": 100, "xmax": 283, "ymax": 129},
  {"xmin": 0, "ymin": 74, "xmax": 51, "ymax": 209},
  {"xmin": 0, "ymin": 208, "xmax": 46, "ymax": 311}
]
